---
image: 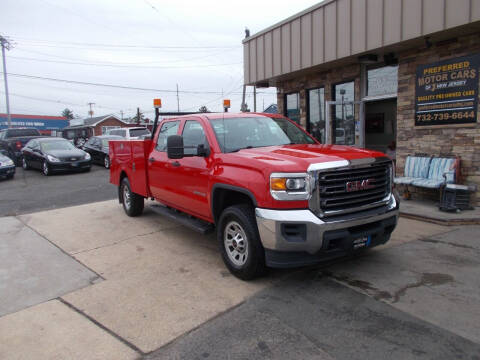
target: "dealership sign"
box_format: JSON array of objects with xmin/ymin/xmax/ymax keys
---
[
  {"xmin": 0, "ymin": 117, "xmax": 69, "ymax": 130},
  {"xmin": 415, "ymin": 54, "xmax": 480, "ymax": 126}
]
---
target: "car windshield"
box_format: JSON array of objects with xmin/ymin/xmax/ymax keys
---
[
  {"xmin": 40, "ymin": 140, "xmax": 76, "ymax": 152},
  {"xmin": 209, "ymin": 116, "xmax": 316, "ymax": 153},
  {"xmin": 129, "ymin": 129, "xmax": 150, "ymax": 137}
]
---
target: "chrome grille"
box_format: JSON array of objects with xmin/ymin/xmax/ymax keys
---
[{"xmin": 317, "ymin": 162, "xmax": 391, "ymax": 215}]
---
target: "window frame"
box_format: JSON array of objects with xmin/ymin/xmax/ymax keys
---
[
  {"xmin": 306, "ymin": 86, "xmax": 326, "ymax": 143},
  {"xmin": 284, "ymin": 92, "xmax": 301, "ymax": 124},
  {"xmin": 155, "ymin": 120, "xmax": 180, "ymax": 152}
]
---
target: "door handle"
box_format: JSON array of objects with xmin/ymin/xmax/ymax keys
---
[
  {"xmin": 148, "ymin": 157, "xmax": 155, "ymax": 163},
  {"xmin": 171, "ymin": 161, "xmax": 181, "ymax": 167}
]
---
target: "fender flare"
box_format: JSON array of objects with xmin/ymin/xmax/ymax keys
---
[{"xmin": 211, "ymin": 183, "xmax": 258, "ymax": 223}]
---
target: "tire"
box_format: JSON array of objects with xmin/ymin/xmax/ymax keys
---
[
  {"xmin": 104, "ymin": 155, "xmax": 110, "ymax": 169},
  {"xmin": 6, "ymin": 174, "xmax": 14, "ymax": 180},
  {"xmin": 218, "ymin": 204, "xmax": 266, "ymax": 280},
  {"xmin": 22, "ymin": 157, "xmax": 30, "ymax": 170},
  {"xmin": 42, "ymin": 161, "xmax": 50, "ymax": 176},
  {"xmin": 120, "ymin": 177, "xmax": 144, "ymax": 217}
]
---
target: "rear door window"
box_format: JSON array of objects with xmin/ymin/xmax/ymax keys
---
[{"xmin": 156, "ymin": 121, "xmax": 180, "ymax": 151}]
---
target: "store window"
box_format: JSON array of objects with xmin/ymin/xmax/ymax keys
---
[
  {"xmin": 307, "ymin": 87, "xmax": 325, "ymax": 143},
  {"xmin": 285, "ymin": 92, "xmax": 300, "ymax": 124},
  {"xmin": 367, "ymin": 65, "xmax": 398, "ymax": 97},
  {"xmin": 333, "ymin": 81, "xmax": 355, "ymax": 145}
]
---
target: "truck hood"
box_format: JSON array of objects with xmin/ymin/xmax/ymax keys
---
[{"xmin": 224, "ymin": 144, "xmax": 387, "ymax": 172}]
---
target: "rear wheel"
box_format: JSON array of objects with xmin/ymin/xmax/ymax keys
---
[
  {"xmin": 218, "ymin": 204, "xmax": 266, "ymax": 280},
  {"xmin": 42, "ymin": 161, "xmax": 50, "ymax": 176},
  {"xmin": 120, "ymin": 177, "xmax": 144, "ymax": 217},
  {"xmin": 104, "ymin": 155, "xmax": 110, "ymax": 169},
  {"xmin": 22, "ymin": 157, "xmax": 30, "ymax": 170}
]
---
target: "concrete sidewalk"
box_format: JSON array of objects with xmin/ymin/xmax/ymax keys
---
[{"xmin": 1, "ymin": 199, "xmax": 479, "ymax": 359}]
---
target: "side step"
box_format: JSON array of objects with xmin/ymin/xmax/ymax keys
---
[{"xmin": 149, "ymin": 204, "xmax": 215, "ymax": 235}]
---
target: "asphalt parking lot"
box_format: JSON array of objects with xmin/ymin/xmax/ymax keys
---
[
  {"xmin": 0, "ymin": 164, "xmax": 117, "ymax": 217},
  {"xmin": 1, "ymin": 197, "xmax": 480, "ymax": 359}
]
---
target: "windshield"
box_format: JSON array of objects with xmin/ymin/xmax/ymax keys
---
[
  {"xmin": 129, "ymin": 129, "xmax": 150, "ymax": 137},
  {"xmin": 102, "ymin": 138, "xmax": 120, "ymax": 147},
  {"xmin": 209, "ymin": 116, "xmax": 316, "ymax": 153},
  {"xmin": 40, "ymin": 140, "xmax": 76, "ymax": 152}
]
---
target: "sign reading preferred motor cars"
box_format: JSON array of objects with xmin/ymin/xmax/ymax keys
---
[{"xmin": 415, "ymin": 54, "xmax": 480, "ymax": 126}]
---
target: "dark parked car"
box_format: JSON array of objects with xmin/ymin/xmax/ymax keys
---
[
  {"xmin": 0, "ymin": 128, "xmax": 43, "ymax": 166},
  {"xmin": 22, "ymin": 137, "xmax": 91, "ymax": 176},
  {"xmin": 82, "ymin": 135, "xmax": 122, "ymax": 169},
  {"xmin": 0, "ymin": 152, "xmax": 15, "ymax": 179}
]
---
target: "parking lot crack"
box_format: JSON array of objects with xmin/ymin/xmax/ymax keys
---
[
  {"xmin": 419, "ymin": 237, "xmax": 479, "ymax": 251},
  {"xmin": 391, "ymin": 273, "xmax": 454, "ymax": 303},
  {"xmin": 59, "ymin": 298, "xmax": 144, "ymax": 356},
  {"xmin": 16, "ymin": 216, "xmax": 105, "ymax": 281}
]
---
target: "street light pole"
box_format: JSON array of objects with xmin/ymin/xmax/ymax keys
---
[{"xmin": 0, "ymin": 36, "xmax": 12, "ymax": 128}]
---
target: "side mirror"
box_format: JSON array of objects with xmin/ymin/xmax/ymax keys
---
[
  {"xmin": 197, "ymin": 144, "xmax": 210, "ymax": 157},
  {"xmin": 167, "ymin": 135, "xmax": 184, "ymax": 159}
]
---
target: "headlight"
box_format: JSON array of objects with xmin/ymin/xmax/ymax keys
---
[
  {"xmin": 47, "ymin": 155, "xmax": 60, "ymax": 162},
  {"xmin": 1, "ymin": 159, "xmax": 13, "ymax": 166},
  {"xmin": 270, "ymin": 172, "xmax": 311, "ymax": 200},
  {"xmin": 84, "ymin": 153, "xmax": 91, "ymax": 160}
]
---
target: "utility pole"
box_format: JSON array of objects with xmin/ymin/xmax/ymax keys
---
[
  {"xmin": 176, "ymin": 84, "xmax": 180, "ymax": 112},
  {"xmin": 120, "ymin": 110, "xmax": 124, "ymax": 121},
  {"xmin": 87, "ymin": 102, "xmax": 95, "ymax": 118},
  {"xmin": 1, "ymin": 35, "xmax": 12, "ymax": 128},
  {"xmin": 241, "ymin": 84, "xmax": 247, "ymax": 112},
  {"xmin": 136, "ymin": 107, "xmax": 140, "ymax": 125}
]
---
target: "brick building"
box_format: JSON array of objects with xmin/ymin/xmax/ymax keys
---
[{"xmin": 243, "ymin": 0, "xmax": 480, "ymax": 202}]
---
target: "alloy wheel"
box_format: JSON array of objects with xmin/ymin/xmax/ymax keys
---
[
  {"xmin": 123, "ymin": 184, "xmax": 131, "ymax": 211},
  {"xmin": 224, "ymin": 221, "xmax": 249, "ymax": 266},
  {"xmin": 42, "ymin": 161, "xmax": 49, "ymax": 176}
]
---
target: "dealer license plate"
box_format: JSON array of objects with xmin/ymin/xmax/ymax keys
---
[{"xmin": 353, "ymin": 235, "xmax": 371, "ymax": 249}]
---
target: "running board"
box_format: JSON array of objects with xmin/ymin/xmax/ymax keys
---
[{"xmin": 149, "ymin": 204, "xmax": 214, "ymax": 235}]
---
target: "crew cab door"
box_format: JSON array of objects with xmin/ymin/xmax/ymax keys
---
[
  {"xmin": 173, "ymin": 119, "xmax": 212, "ymax": 218},
  {"xmin": 147, "ymin": 120, "xmax": 181, "ymax": 205}
]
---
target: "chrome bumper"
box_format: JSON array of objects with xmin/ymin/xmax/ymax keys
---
[{"xmin": 255, "ymin": 193, "xmax": 399, "ymax": 255}]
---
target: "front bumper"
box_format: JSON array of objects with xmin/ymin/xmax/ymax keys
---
[
  {"xmin": 49, "ymin": 160, "xmax": 91, "ymax": 172},
  {"xmin": 0, "ymin": 165, "xmax": 15, "ymax": 177},
  {"xmin": 255, "ymin": 194, "xmax": 399, "ymax": 268}
]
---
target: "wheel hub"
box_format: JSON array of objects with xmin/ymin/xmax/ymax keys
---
[{"xmin": 224, "ymin": 221, "xmax": 248, "ymax": 267}]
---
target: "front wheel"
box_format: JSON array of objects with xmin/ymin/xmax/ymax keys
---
[
  {"xmin": 22, "ymin": 157, "xmax": 30, "ymax": 170},
  {"xmin": 120, "ymin": 177, "xmax": 144, "ymax": 217},
  {"xmin": 42, "ymin": 161, "xmax": 50, "ymax": 176},
  {"xmin": 218, "ymin": 204, "xmax": 266, "ymax": 280},
  {"xmin": 104, "ymin": 155, "xmax": 110, "ymax": 169}
]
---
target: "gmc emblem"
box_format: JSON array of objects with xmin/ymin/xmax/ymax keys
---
[{"xmin": 346, "ymin": 179, "xmax": 375, "ymax": 192}]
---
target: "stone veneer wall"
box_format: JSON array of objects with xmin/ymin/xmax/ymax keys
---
[
  {"xmin": 276, "ymin": 64, "xmax": 360, "ymax": 131},
  {"xmin": 396, "ymin": 33, "xmax": 480, "ymax": 203},
  {"xmin": 275, "ymin": 32, "xmax": 480, "ymax": 205}
]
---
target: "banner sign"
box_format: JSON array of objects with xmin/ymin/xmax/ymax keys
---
[
  {"xmin": 0, "ymin": 117, "xmax": 69, "ymax": 130},
  {"xmin": 415, "ymin": 54, "xmax": 480, "ymax": 126}
]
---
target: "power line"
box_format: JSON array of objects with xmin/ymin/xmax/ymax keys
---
[
  {"xmin": 14, "ymin": 46, "xmax": 240, "ymax": 65},
  {"xmin": 1, "ymin": 72, "xmax": 270, "ymax": 95},
  {"xmin": 10, "ymin": 36, "xmax": 239, "ymax": 50},
  {"xmin": 8, "ymin": 55, "xmax": 242, "ymax": 69}
]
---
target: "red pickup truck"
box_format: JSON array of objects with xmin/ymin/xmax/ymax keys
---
[{"xmin": 110, "ymin": 113, "xmax": 399, "ymax": 280}]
